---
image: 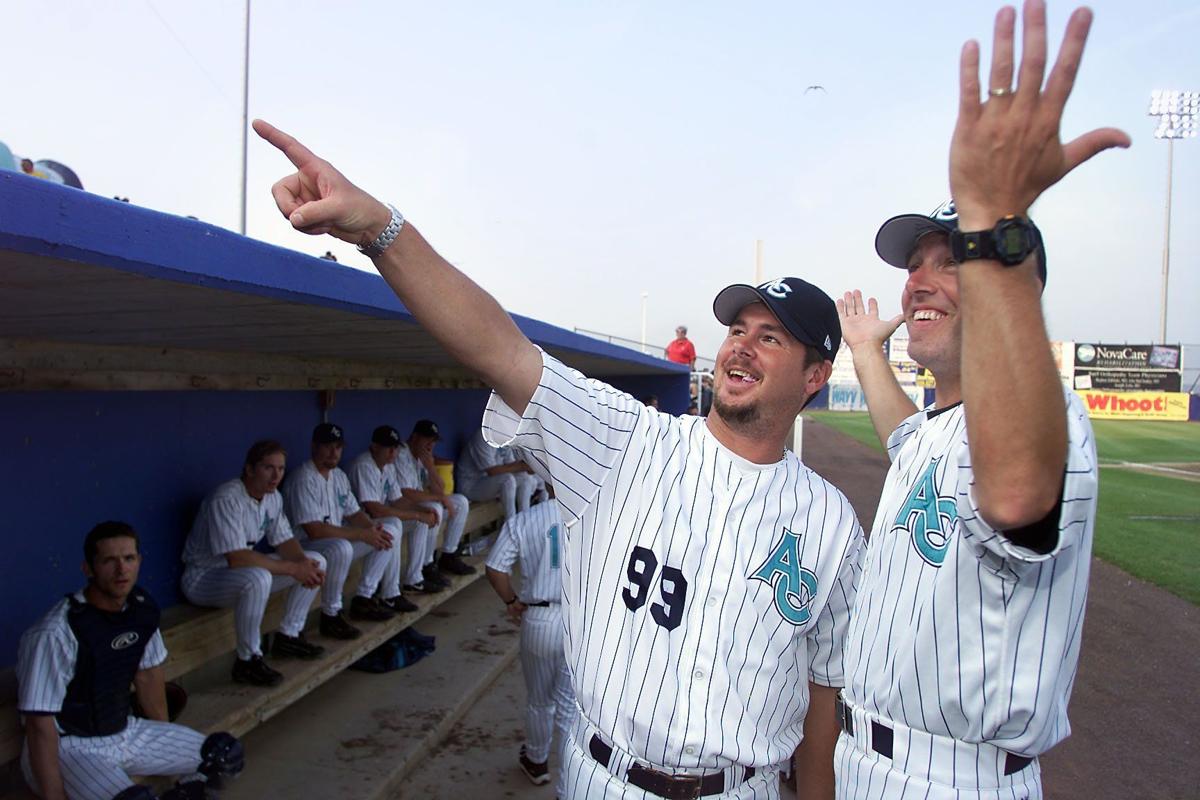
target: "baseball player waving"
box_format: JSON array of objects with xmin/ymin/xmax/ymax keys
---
[
  {"xmin": 254, "ymin": 121, "xmax": 865, "ymax": 798},
  {"xmin": 834, "ymin": 3, "xmax": 1127, "ymax": 798}
]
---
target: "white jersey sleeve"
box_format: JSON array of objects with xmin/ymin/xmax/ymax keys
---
[
  {"xmin": 349, "ymin": 453, "xmax": 385, "ymax": 504},
  {"xmin": 393, "ymin": 447, "xmax": 424, "ymax": 492},
  {"xmin": 805, "ymin": 503, "xmax": 865, "ymax": 688},
  {"xmin": 957, "ymin": 389, "xmax": 1098, "ymax": 562},
  {"xmin": 482, "ymin": 350, "xmax": 640, "ymax": 524},
  {"xmin": 15, "ymin": 600, "xmax": 76, "ymax": 714},
  {"xmin": 486, "ymin": 519, "xmax": 521, "ymax": 574},
  {"xmin": 333, "ymin": 469, "xmax": 361, "ymax": 519},
  {"xmin": 138, "ymin": 630, "xmax": 168, "ymax": 670},
  {"xmin": 207, "ymin": 492, "xmax": 259, "ymax": 555}
]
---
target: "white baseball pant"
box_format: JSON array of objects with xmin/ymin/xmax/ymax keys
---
[
  {"xmin": 422, "ymin": 493, "xmax": 470, "ymax": 559},
  {"xmin": 302, "ymin": 537, "xmax": 392, "ymax": 615},
  {"xmin": 181, "ymin": 552, "xmax": 326, "ymax": 660},
  {"xmin": 520, "ymin": 605, "xmax": 576, "ymax": 799},
  {"xmin": 21, "ymin": 716, "xmax": 205, "ymax": 800}
]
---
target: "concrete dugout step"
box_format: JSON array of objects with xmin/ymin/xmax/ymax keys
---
[{"xmin": 221, "ymin": 578, "xmax": 519, "ymax": 800}]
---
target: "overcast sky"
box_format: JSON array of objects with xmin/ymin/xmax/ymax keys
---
[{"xmin": 5, "ymin": 1, "xmax": 1198, "ymax": 364}]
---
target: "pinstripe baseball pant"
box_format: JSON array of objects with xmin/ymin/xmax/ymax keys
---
[
  {"xmin": 181, "ymin": 552, "xmax": 326, "ymax": 660},
  {"xmin": 301, "ymin": 537, "xmax": 393, "ymax": 614},
  {"xmin": 461, "ymin": 474, "xmax": 528, "ymax": 519},
  {"xmin": 561, "ymin": 717, "xmax": 780, "ymax": 800},
  {"xmin": 389, "ymin": 517, "xmax": 431, "ymax": 587},
  {"xmin": 422, "ymin": 493, "xmax": 470, "ymax": 557},
  {"xmin": 21, "ymin": 716, "xmax": 205, "ymax": 800}
]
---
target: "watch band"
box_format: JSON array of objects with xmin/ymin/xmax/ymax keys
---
[
  {"xmin": 949, "ymin": 215, "xmax": 1039, "ymax": 267},
  {"xmin": 357, "ymin": 204, "xmax": 404, "ymax": 258}
]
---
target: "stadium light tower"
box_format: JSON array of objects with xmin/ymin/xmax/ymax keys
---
[{"xmin": 1147, "ymin": 89, "xmax": 1199, "ymax": 343}]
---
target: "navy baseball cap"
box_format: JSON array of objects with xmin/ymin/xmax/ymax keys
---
[
  {"xmin": 312, "ymin": 422, "xmax": 344, "ymax": 444},
  {"xmin": 875, "ymin": 199, "xmax": 1047, "ymax": 285},
  {"xmin": 410, "ymin": 419, "xmax": 440, "ymax": 440},
  {"xmin": 712, "ymin": 277, "xmax": 841, "ymax": 362},
  {"xmin": 371, "ymin": 425, "xmax": 401, "ymax": 447}
]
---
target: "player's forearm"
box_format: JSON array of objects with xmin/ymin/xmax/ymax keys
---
[
  {"xmin": 225, "ymin": 548, "xmax": 295, "ymax": 574},
  {"xmin": 849, "ymin": 342, "xmax": 918, "ymax": 449},
  {"xmin": 363, "ymin": 500, "xmax": 402, "ymax": 519},
  {"xmin": 301, "ymin": 521, "xmax": 356, "ymax": 541},
  {"xmin": 959, "ymin": 260, "xmax": 1066, "ymax": 529},
  {"xmin": 373, "ymin": 223, "xmax": 542, "ymax": 414},
  {"xmin": 794, "ymin": 683, "xmax": 839, "ymax": 800},
  {"xmin": 133, "ymin": 666, "xmax": 169, "ymax": 722},
  {"xmin": 25, "ymin": 718, "xmax": 67, "ymax": 800},
  {"xmin": 485, "ymin": 568, "xmax": 517, "ymax": 603},
  {"xmin": 399, "ymin": 488, "xmax": 441, "ymax": 504}
]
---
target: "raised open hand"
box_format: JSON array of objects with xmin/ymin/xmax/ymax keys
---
[
  {"xmin": 253, "ymin": 119, "xmax": 392, "ymax": 247},
  {"xmin": 836, "ymin": 290, "xmax": 904, "ymax": 353},
  {"xmin": 950, "ymin": 1, "xmax": 1130, "ymax": 230}
]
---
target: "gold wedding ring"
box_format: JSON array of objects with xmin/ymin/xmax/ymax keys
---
[{"xmin": 988, "ymin": 86, "xmax": 1014, "ymax": 97}]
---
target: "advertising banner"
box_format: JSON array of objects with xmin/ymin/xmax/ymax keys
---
[
  {"xmin": 1073, "ymin": 369, "xmax": 1181, "ymax": 392},
  {"xmin": 1073, "ymin": 343, "xmax": 1180, "ymax": 370},
  {"xmin": 1076, "ymin": 390, "xmax": 1190, "ymax": 421}
]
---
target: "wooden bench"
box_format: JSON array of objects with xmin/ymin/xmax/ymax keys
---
[{"xmin": 0, "ymin": 499, "xmax": 505, "ymax": 797}]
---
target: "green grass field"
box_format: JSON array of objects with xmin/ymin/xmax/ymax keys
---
[{"xmin": 805, "ymin": 410, "xmax": 1200, "ymax": 604}]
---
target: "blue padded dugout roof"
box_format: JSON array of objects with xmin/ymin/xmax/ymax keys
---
[{"xmin": 0, "ymin": 172, "xmax": 685, "ymax": 379}]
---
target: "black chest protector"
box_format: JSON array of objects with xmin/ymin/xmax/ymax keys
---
[{"xmin": 57, "ymin": 587, "xmax": 160, "ymax": 737}]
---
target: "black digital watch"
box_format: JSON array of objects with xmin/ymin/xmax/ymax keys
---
[{"xmin": 949, "ymin": 215, "xmax": 1041, "ymax": 267}]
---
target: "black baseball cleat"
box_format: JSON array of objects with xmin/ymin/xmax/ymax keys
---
[
  {"xmin": 438, "ymin": 551, "xmax": 476, "ymax": 576},
  {"xmin": 405, "ymin": 580, "xmax": 445, "ymax": 595},
  {"xmin": 422, "ymin": 564, "xmax": 451, "ymax": 588},
  {"xmin": 381, "ymin": 594, "xmax": 419, "ymax": 614},
  {"xmin": 319, "ymin": 611, "xmax": 362, "ymax": 640},
  {"xmin": 519, "ymin": 745, "xmax": 550, "ymax": 785},
  {"xmin": 232, "ymin": 655, "xmax": 283, "ymax": 687},
  {"xmin": 272, "ymin": 631, "xmax": 325, "ymax": 660},
  {"xmin": 349, "ymin": 595, "xmax": 395, "ymax": 622}
]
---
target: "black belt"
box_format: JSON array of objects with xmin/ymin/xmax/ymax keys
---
[
  {"xmin": 588, "ymin": 734, "xmax": 754, "ymax": 799},
  {"xmin": 835, "ymin": 694, "xmax": 1034, "ymax": 777},
  {"xmin": 525, "ymin": 600, "xmax": 555, "ymax": 607}
]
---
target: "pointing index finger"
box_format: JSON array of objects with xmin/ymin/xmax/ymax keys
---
[{"xmin": 252, "ymin": 118, "xmax": 321, "ymax": 170}]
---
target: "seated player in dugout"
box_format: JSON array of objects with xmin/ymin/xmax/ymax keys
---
[
  {"xmin": 282, "ymin": 422, "xmax": 401, "ymax": 636},
  {"xmin": 395, "ymin": 419, "xmax": 475, "ymax": 577},
  {"xmin": 456, "ymin": 427, "xmax": 542, "ymax": 521},
  {"xmin": 181, "ymin": 439, "xmax": 327, "ymax": 687},
  {"xmin": 346, "ymin": 424, "xmax": 442, "ymax": 613},
  {"xmin": 18, "ymin": 521, "xmax": 244, "ymax": 800}
]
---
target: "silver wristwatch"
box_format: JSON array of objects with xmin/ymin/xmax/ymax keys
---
[{"xmin": 357, "ymin": 204, "xmax": 404, "ymax": 258}]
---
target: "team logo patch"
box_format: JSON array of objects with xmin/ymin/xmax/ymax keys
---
[
  {"xmin": 111, "ymin": 632, "xmax": 139, "ymax": 650},
  {"xmin": 337, "ymin": 492, "xmax": 350, "ymax": 509},
  {"xmin": 749, "ymin": 527, "xmax": 819, "ymax": 625},
  {"xmin": 761, "ymin": 278, "xmax": 792, "ymax": 299},
  {"xmin": 260, "ymin": 515, "xmax": 272, "ymax": 533},
  {"xmin": 893, "ymin": 456, "xmax": 958, "ymax": 566}
]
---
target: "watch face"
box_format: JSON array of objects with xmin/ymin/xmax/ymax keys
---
[{"xmin": 999, "ymin": 224, "xmax": 1029, "ymax": 255}]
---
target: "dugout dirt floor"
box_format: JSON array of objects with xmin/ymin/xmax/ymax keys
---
[{"xmin": 414, "ymin": 421, "xmax": 1198, "ymax": 800}]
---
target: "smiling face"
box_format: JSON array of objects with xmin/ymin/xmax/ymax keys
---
[
  {"xmin": 84, "ymin": 536, "xmax": 141, "ymax": 608},
  {"xmin": 711, "ymin": 302, "xmax": 828, "ymax": 432},
  {"xmin": 903, "ymin": 232, "xmax": 963, "ymax": 383}
]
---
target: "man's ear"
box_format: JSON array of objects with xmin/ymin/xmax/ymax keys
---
[{"xmin": 806, "ymin": 360, "xmax": 833, "ymax": 395}]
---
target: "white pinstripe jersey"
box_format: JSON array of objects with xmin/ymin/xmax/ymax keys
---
[
  {"xmin": 283, "ymin": 459, "xmax": 361, "ymax": 538},
  {"xmin": 485, "ymin": 501, "xmax": 566, "ymax": 605},
  {"xmin": 348, "ymin": 451, "xmax": 404, "ymax": 505},
  {"xmin": 17, "ymin": 591, "xmax": 167, "ymax": 721},
  {"xmin": 843, "ymin": 388, "xmax": 1097, "ymax": 757},
  {"xmin": 392, "ymin": 445, "xmax": 427, "ymax": 491},
  {"xmin": 484, "ymin": 351, "xmax": 864, "ymax": 771},
  {"xmin": 183, "ymin": 479, "xmax": 293, "ymax": 571}
]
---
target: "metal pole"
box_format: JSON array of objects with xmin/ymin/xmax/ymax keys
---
[
  {"xmin": 238, "ymin": 0, "xmax": 252, "ymax": 236},
  {"xmin": 640, "ymin": 292, "xmax": 649, "ymax": 354},
  {"xmin": 754, "ymin": 239, "xmax": 763, "ymax": 284},
  {"xmin": 1158, "ymin": 138, "xmax": 1173, "ymax": 343}
]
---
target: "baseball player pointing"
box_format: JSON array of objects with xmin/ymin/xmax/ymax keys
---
[
  {"xmin": 834, "ymin": 3, "xmax": 1126, "ymax": 799},
  {"xmin": 254, "ymin": 123, "xmax": 865, "ymax": 795}
]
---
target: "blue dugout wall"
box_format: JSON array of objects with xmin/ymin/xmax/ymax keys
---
[{"xmin": 0, "ymin": 174, "xmax": 688, "ymax": 665}]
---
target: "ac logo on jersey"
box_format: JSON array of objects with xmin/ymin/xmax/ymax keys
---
[
  {"xmin": 750, "ymin": 527, "xmax": 819, "ymax": 625},
  {"xmin": 893, "ymin": 456, "xmax": 958, "ymax": 566}
]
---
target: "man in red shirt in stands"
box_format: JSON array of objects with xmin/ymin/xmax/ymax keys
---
[{"xmin": 664, "ymin": 325, "xmax": 696, "ymax": 369}]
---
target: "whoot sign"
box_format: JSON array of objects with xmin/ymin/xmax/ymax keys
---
[{"xmin": 1076, "ymin": 390, "xmax": 1190, "ymax": 421}]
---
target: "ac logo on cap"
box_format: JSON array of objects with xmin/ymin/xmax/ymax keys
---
[{"xmin": 761, "ymin": 278, "xmax": 792, "ymax": 299}]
